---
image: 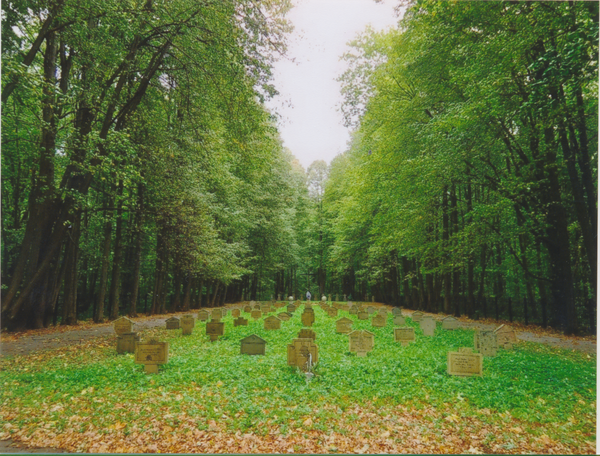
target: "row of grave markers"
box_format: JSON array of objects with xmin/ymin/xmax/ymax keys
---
[{"xmin": 113, "ymin": 302, "xmax": 518, "ymax": 376}]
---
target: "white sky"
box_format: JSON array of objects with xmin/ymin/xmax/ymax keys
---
[{"xmin": 267, "ymin": 0, "xmax": 401, "ymax": 170}]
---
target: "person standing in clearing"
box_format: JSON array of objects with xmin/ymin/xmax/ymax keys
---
[{"xmin": 306, "ymin": 291, "xmax": 311, "ymax": 301}]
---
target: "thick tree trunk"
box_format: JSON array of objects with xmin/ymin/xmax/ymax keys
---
[{"xmin": 108, "ymin": 181, "xmax": 125, "ymax": 320}]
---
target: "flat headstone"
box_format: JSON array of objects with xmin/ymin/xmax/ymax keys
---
[
  {"xmin": 241, "ymin": 334, "xmax": 266, "ymax": 355},
  {"xmin": 394, "ymin": 327, "xmax": 416, "ymax": 346},
  {"xmin": 243, "ymin": 305, "xmax": 252, "ymax": 313},
  {"xmin": 264, "ymin": 316, "xmax": 281, "ymax": 330},
  {"xmin": 117, "ymin": 332, "xmax": 139, "ymax": 354},
  {"xmin": 441, "ymin": 316, "xmax": 459, "ymax": 330},
  {"xmin": 494, "ymin": 325, "xmax": 518, "ymax": 349},
  {"xmin": 135, "ymin": 340, "xmax": 169, "ymax": 374},
  {"xmin": 411, "ymin": 311, "xmax": 424, "ymax": 322},
  {"xmin": 113, "ymin": 317, "xmax": 134, "ymax": 335},
  {"xmin": 447, "ymin": 347, "xmax": 483, "ymax": 377},
  {"xmin": 210, "ymin": 309, "xmax": 222, "ymax": 321},
  {"xmin": 357, "ymin": 310, "xmax": 368, "ymax": 320},
  {"xmin": 287, "ymin": 338, "xmax": 318, "ymax": 371},
  {"xmin": 206, "ymin": 321, "xmax": 225, "ymax": 342},
  {"xmin": 251, "ymin": 309, "xmax": 262, "ymax": 320},
  {"xmin": 166, "ymin": 317, "xmax": 180, "ymax": 330},
  {"xmin": 349, "ymin": 330, "xmax": 374, "ymax": 357},
  {"xmin": 234, "ymin": 317, "xmax": 248, "ymax": 327},
  {"xmin": 420, "ymin": 317, "xmax": 436, "ymax": 337},
  {"xmin": 336, "ymin": 317, "xmax": 353, "ymax": 334},
  {"xmin": 372, "ymin": 314, "xmax": 386, "ymax": 328},
  {"xmin": 276, "ymin": 312, "xmax": 290, "ymax": 321},
  {"xmin": 198, "ymin": 310, "xmax": 209, "ymax": 321},
  {"xmin": 181, "ymin": 315, "xmax": 195, "ymax": 335},
  {"xmin": 392, "ymin": 307, "xmax": 402, "ymax": 316},
  {"xmin": 232, "ymin": 309, "xmax": 241, "ymax": 318},
  {"xmin": 474, "ymin": 330, "xmax": 498, "ymax": 356},
  {"xmin": 298, "ymin": 328, "xmax": 316, "ymax": 341},
  {"xmin": 393, "ymin": 315, "xmax": 406, "ymax": 326},
  {"xmin": 367, "ymin": 306, "xmax": 375, "ymax": 315}
]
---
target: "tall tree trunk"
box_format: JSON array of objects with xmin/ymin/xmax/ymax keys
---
[
  {"xmin": 129, "ymin": 184, "xmax": 144, "ymax": 317},
  {"xmin": 108, "ymin": 180, "xmax": 125, "ymax": 320}
]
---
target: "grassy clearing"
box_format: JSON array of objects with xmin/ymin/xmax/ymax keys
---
[{"xmin": 0, "ymin": 304, "xmax": 595, "ymax": 454}]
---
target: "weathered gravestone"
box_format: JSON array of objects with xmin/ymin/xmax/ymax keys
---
[
  {"xmin": 328, "ymin": 295, "xmax": 332, "ymax": 302},
  {"xmin": 251, "ymin": 309, "xmax": 262, "ymax": 320},
  {"xmin": 253, "ymin": 304, "xmax": 261, "ymax": 310},
  {"xmin": 378, "ymin": 308, "xmax": 388, "ymax": 316},
  {"xmin": 232, "ymin": 308, "xmax": 241, "ymax": 318},
  {"xmin": 327, "ymin": 307, "xmax": 338, "ymax": 318},
  {"xmin": 447, "ymin": 347, "xmax": 483, "ymax": 377},
  {"xmin": 278, "ymin": 312, "xmax": 291, "ymax": 321},
  {"xmin": 298, "ymin": 328, "xmax": 316, "ymax": 341},
  {"xmin": 494, "ymin": 325, "xmax": 518, "ymax": 349},
  {"xmin": 336, "ymin": 317, "xmax": 353, "ymax": 334},
  {"xmin": 243, "ymin": 305, "xmax": 252, "ymax": 313},
  {"xmin": 335, "ymin": 294, "xmax": 339, "ymax": 301},
  {"xmin": 349, "ymin": 305, "xmax": 358, "ymax": 315},
  {"xmin": 287, "ymin": 338, "xmax": 318, "ymax": 372},
  {"xmin": 287, "ymin": 304, "xmax": 295, "ymax": 314},
  {"xmin": 392, "ymin": 307, "xmax": 402, "ymax": 316},
  {"xmin": 113, "ymin": 316, "xmax": 134, "ymax": 335},
  {"xmin": 349, "ymin": 330, "xmax": 375, "ymax": 357},
  {"xmin": 234, "ymin": 317, "xmax": 248, "ymax": 327},
  {"xmin": 166, "ymin": 317, "xmax": 180, "ymax": 330},
  {"xmin": 181, "ymin": 315, "xmax": 195, "ymax": 335},
  {"xmin": 343, "ymin": 294, "xmax": 347, "ymax": 301},
  {"xmin": 393, "ymin": 315, "xmax": 406, "ymax": 326},
  {"xmin": 117, "ymin": 332, "xmax": 140, "ymax": 354},
  {"xmin": 264, "ymin": 316, "xmax": 281, "ymax": 330},
  {"xmin": 210, "ymin": 309, "xmax": 223, "ymax": 321},
  {"xmin": 420, "ymin": 316, "xmax": 436, "ymax": 337},
  {"xmin": 206, "ymin": 321, "xmax": 225, "ymax": 342},
  {"xmin": 261, "ymin": 304, "xmax": 270, "ymax": 313},
  {"xmin": 135, "ymin": 339, "xmax": 169, "ymax": 374},
  {"xmin": 301, "ymin": 309, "xmax": 315, "ymax": 327},
  {"xmin": 357, "ymin": 309, "xmax": 368, "ymax": 320},
  {"xmin": 474, "ymin": 330, "xmax": 498, "ymax": 356},
  {"xmin": 197, "ymin": 309, "xmax": 209, "ymax": 321},
  {"xmin": 240, "ymin": 334, "xmax": 267, "ymax": 355},
  {"xmin": 250, "ymin": 300, "xmax": 256, "ymax": 306},
  {"xmin": 441, "ymin": 316, "xmax": 459, "ymax": 330},
  {"xmin": 367, "ymin": 306, "xmax": 375, "ymax": 315},
  {"xmin": 394, "ymin": 327, "xmax": 416, "ymax": 346},
  {"xmin": 411, "ymin": 311, "xmax": 424, "ymax": 322},
  {"xmin": 372, "ymin": 314, "xmax": 386, "ymax": 328},
  {"xmin": 274, "ymin": 302, "xmax": 284, "ymax": 309},
  {"xmin": 372, "ymin": 296, "xmax": 375, "ymax": 303}
]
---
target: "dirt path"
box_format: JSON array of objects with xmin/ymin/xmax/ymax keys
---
[{"xmin": 0, "ymin": 306, "xmax": 595, "ymax": 454}]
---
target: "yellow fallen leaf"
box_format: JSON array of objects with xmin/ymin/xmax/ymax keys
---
[{"xmin": 303, "ymin": 417, "xmax": 313, "ymax": 427}]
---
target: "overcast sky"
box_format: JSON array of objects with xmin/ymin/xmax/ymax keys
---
[{"xmin": 266, "ymin": 0, "xmax": 402, "ymax": 170}]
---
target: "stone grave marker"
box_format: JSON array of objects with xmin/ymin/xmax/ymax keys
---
[
  {"xmin": 394, "ymin": 327, "xmax": 416, "ymax": 346},
  {"xmin": 393, "ymin": 315, "xmax": 406, "ymax": 326},
  {"xmin": 343, "ymin": 294, "xmax": 347, "ymax": 301},
  {"xmin": 113, "ymin": 316, "xmax": 134, "ymax": 335},
  {"xmin": 349, "ymin": 330, "xmax": 375, "ymax": 357},
  {"xmin": 181, "ymin": 315, "xmax": 195, "ymax": 335},
  {"xmin": 372, "ymin": 296, "xmax": 375, "ymax": 302},
  {"xmin": 253, "ymin": 304, "xmax": 261, "ymax": 310},
  {"xmin": 264, "ymin": 316, "xmax": 282, "ymax": 330},
  {"xmin": 327, "ymin": 307, "xmax": 338, "ymax": 318},
  {"xmin": 411, "ymin": 311, "xmax": 424, "ymax": 322},
  {"xmin": 372, "ymin": 314, "xmax": 386, "ymax": 328},
  {"xmin": 243, "ymin": 305, "xmax": 252, "ymax": 313},
  {"xmin": 211, "ymin": 309, "xmax": 222, "ymax": 321},
  {"xmin": 287, "ymin": 338, "xmax": 318, "ymax": 372},
  {"xmin": 250, "ymin": 300, "xmax": 256, "ymax": 306},
  {"xmin": 234, "ymin": 316, "xmax": 248, "ymax": 327},
  {"xmin": 261, "ymin": 304, "xmax": 270, "ymax": 312},
  {"xmin": 378, "ymin": 308, "xmax": 388, "ymax": 316},
  {"xmin": 240, "ymin": 334, "xmax": 267, "ymax": 355},
  {"xmin": 321, "ymin": 295, "xmax": 327, "ymax": 302},
  {"xmin": 328, "ymin": 295, "xmax": 332, "ymax": 301},
  {"xmin": 420, "ymin": 316, "xmax": 436, "ymax": 337},
  {"xmin": 301, "ymin": 309, "xmax": 315, "ymax": 327},
  {"xmin": 447, "ymin": 347, "xmax": 483, "ymax": 377},
  {"xmin": 357, "ymin": 309, "xmax": 368, "ymax": 320},
  {"xmin": 198, "ymin": 309, "xmax": 209, "ymax": 321},
  {"xmin": 441, "ymin": 316, "xmax": 459, "ymax": 330},
  {"xmin": 339, "ymin": 303, "xmax": 349, "ymax": 312},
  {"xmin": 206, "ymin": 321, "xmax": 225, "ymax": 342},
  {"xmin": 135, "ymin": 339, "xmax": 169, "ymax": 374},
  {"xmin": 287, "ymin": 303, "xmax": 295, "ymax": 314},
  {"xmin": 349, "ymin": 305, "xmax": 358, "ymax": 315},
  {"xmin": 367, "ymin": 306, "xmax": 375, "ymax": 315},
  {"xmin": 117, "ymin": 332, "xmax": 140, "ymax": 354},
  {"xmin": 298, "ymin": 328, "xmax": 316, "ymax": 341},
  {"xmin": 335, "ymin": 294, "xmax": 339, "ymax": 301},
  {"xmin": 166, "ymin": 317, "xmax": 180, "ymax": 330},
  {"xmin": 251, "ymin": 309, "xmax": 262, "ymax": 320},
  {"xmin": 494, "ymin": 325, "xmax": 517, "ymax": 349},
  {"xmin": 392, "ymin": 307, "xmax": 402, "ymax": 316},
  {"xmin": 336, "ymin": 317, "xmax": 353, "ymax": 334},
  {"xmin": 232, "ymin": 308, "xmax": 241, "ymax": 318},
  {"xmin": 274, "ymin": 302, "xmax": 284, "ymax": 308},
  {"xmin": 277, "ymin": 312, "xmax": 291, "ymax": 321},
  {"xmin": 474, "ymin": 330, "xmax": 498, "ymax": 357}
]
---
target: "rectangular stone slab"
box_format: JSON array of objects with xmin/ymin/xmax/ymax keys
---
[
  {"xmin": 135, "ymin": 340, "xmax": 169, "ymax": 365},
  {"xmin": 113, "ymin": 317, "xmax": 133, "ymax": 335},
  {"xmin": 447, "ymin": 348, "xmax": 483, "ymax": 376},
  {"xmin": 206, "ymin": 321, "xmax": 225, "ymax": 337},
  {"xmin": 197, "ymin": 310, "xmax": 209, "ymax": 321},
  {"xmin": 166, "ymin": 317, "xmax": 180, "ymax": 330},
  {"xmin": 474, "ymin": 330, "xmax": 498, "ymax": 357},
  {"xmin": 336, "ymin": 317, "xmax": 353, "ymax": 334},
  {"xmin": 251, "ymin": 309, "xmax": 262, "ymax": 320},
  {"xmin": 264, "ymin": 316, "xmax": 281, "ymax": 330},
  {"xmin": 180, "ymin": 315, "xmax": 195, "ymax": 335},
  {"xmin": 287, "ymin": 338, "xmax": 318, "ymax": 371},
  {"xmin": 420, "ymin": 317, "xmax": 436, "ymax": 336},
  {"xmin": 441, "ymin": 316, "xmax": 459, "ymax": 330},
  {"xmin": 117, "ymin": 332, "xmax": 139, "ymax": 354},
  {"xmin": 241, "ymin": 334, "xmax": 266, "ymax": 355},
  {"xmin": 394, "ymin": 327, "xmax": 415, "ymax": 345},
  {"xmin": 393, "ymin": 315, "xmax": 406, "ymax": 326},
  {"xmin": 234, "ymin": 317, "xmax": 248, "ymax": 327},
  {"xmin": 372, "ymin": 314, "xmax": 386, "ymax": 327},
  {"xmin": 349, "ymin": 330, "xmax": 374, "ymax": 357},
  {"xmin": 411, "ymin": 311, "xmax": 424, "ymax": 322}
]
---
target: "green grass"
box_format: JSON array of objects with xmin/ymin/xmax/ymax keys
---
[{"xmin": 0, "ymin": 304, "xmax": 595, "ymax": 448}]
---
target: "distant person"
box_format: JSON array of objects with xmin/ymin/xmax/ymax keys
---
[{"xmin": 306, "ymin": 291, "xmax": 311, "ymax": 301}]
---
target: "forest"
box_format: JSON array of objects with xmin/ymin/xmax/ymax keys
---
[{"xmin": 2, "ymin": 0, "xmax": 598, "ymax": 335}]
